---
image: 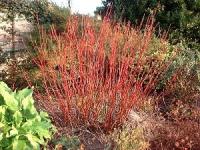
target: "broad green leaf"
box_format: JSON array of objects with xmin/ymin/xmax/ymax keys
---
[
  {"xmin": 0, "ymin": 95, "xmax": 4, "ymax": 105},
  {"xmin": 0, "ymin": 90, "xmax": 18, "ymax": 111},
  {"xmin": 6, "ymin": 127, "xmax": 18, "ymax": 138},
  {"xmin": 36, "ymin": 126, "xmax": 51, "ymax": 139},
  {"xmin": 0, "ymin": 135, "xmax": 11, "ymax": 148},
  {"xmin": 0, "ymin": 133, "xmax": 3, "ymax": 141},
  {"xmin": 12, "ymin": 139, "xmax": 27, "ymax": 150},
  {"xmin": 35, "ymin": 115, "xmax": 41, "ymax": 122},
  {"xmin": 16, "ymin": 88, "xmax": 33, "ymax": 103},
  {"xmin": 0, "ymin": 123, "xmax": 11, "ymax": 135},
  {"xmin": 21, "ymin": 121, "xmax": 33, "ymax": 132},
  {"xmin": 0, "ymin": 82, "xmax": 11, "ymax": 93},
  {"xmin": 13, "ymin": 111, "xmax": 22, "ymax": 126},
  {"xmin": 40, "ymin": 111, "xmax": 49, "ymax": 119},
  {"xmin": 21, "ymin": 97, "xmax": 34, "ymax": 109},
  {"xmin": 0, "ymin": 122, "xmax": 4, "ymax": 128},
  {"xmin": 0, "ymin": 106, "xmax": 6, "ymax": 121},
  {"xmin": 34, "ymin": 123, "xmax": 53, "ymax": 139},
  {"xmin": 17, "ymin": 88, "xmax": 33, "ymax": 99},
  {"xmin": 26, "ymin": 134, "xmax": 40, "ymax": 150},
  {"xmin": 22, "ymin": 96, "xmax": 37, "ymax": 116}
]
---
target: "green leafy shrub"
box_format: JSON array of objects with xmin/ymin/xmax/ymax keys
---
[
  {"xmin": 0, "ymin": 81, "xmax": 56, "ymax": 150},
  {"xmin": 24, "ymin": 0, "xmax": 70, "ymax": 33},
  {"xmin": 157, "ymin": 41, "xmax": 200, "ymax": 120}
]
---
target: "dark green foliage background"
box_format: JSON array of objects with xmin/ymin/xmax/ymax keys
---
[{"xmin": 96, "ymin": 0, "xmax": 200, "ymax": 52}]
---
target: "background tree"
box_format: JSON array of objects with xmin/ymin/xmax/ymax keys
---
[
  {"xmin": 23, "ymin": 0, "xmax": 70, "ymax": 33},
  {"xmin": 95, "ymin": 0, "xmax": 200, "ymax": 50}
]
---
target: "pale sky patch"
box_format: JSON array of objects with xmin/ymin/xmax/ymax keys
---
[{"xmin": 51, "ymin": 0, "xmax": 103, "ymax": 16}]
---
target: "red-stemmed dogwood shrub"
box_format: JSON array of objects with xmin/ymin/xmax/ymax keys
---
[{"xmin": 28, "ymin": 16, "xmax": 176, "ymax": 131}]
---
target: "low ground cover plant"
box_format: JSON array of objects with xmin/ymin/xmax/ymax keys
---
[
  {"xmin": 0, "ymin": 81, "xmax": 55, "ymax": 150},
  {"xmin": 108, "ymin": 124, "xmax": 149, "ymax": 150},
  {"xmin": 52, "ymin": 135, "xmax": 81, "ymax": 150},
  {"xmin": 29, "ymin": 16, "xmax": 176, "ymax": 132}
]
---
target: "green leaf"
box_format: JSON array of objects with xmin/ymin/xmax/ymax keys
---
[
  {"xmin": 0, "ymin": 122, "xmax": 4, "ymax": 128},
  {"xmin": 0, "ymin": 135, "xmax": 11, "ymax": 148},
  {"xmin": 0, "ymin": 133, "xmax": 3, "ymax": 141},
  {"xmin": 0, "ymin": 90, "xmax": 18, "ymax": 112},
  {"xmin": 0, "ymin": 106, "xmax": 6, "ymax": 121},
  {"xmin": 22, "ymin": 96, "xmax": 37, "ymax": 115},
  {"xmin": 13, "ymin": 111, "xmax": 22, "ymax": 126},
  {"xmin": 6, "ymin": 127, "xmax": 18, "ymax": 138},
  {"xmin": 0, "ymin": 82, "xmax": 11, "ymax": 93},
  {"xmin": 21, "ymin": 121, "xmax": 33, "ymax": 132},
  {"xmin": 16, "ymin": 88, "xmax": 33, "ymax": 103},
  {"xmin": 0, "ymin": 95, "xmax": 4, "ymax": 105},
  {"xmin": 40, "ymin": 111, "xmax": 49, "ymax": 119},
  {"xmin": 12, "ymin": 139, "xmax": 27, "ymax": 150},
  {"xmin": 36, "ymin": 126, "xmax": 51, "ymax": 139},
  {"xmin": 26, "ymin": 134, "xmax": 40, "ymax": 150}
]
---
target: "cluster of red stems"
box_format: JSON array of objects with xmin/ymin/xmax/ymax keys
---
[{"xmin": 30, "ymin": 16, "xmax": 173, "ymax": 131}]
